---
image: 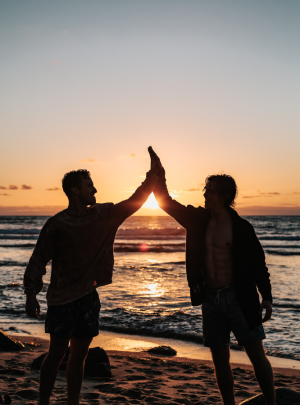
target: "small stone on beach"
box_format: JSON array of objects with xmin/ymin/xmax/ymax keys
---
[
  {"xmin": 147, "ymin": 346, "xmax": 177, "ymax": 356},
  {"xmin": 31, "ymin": 346, "xmax": 112, "ymax": 377}
]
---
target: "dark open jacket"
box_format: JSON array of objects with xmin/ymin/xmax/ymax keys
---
[{"xmin": 154, "ymin": 173, "xmax": 272, "ymax": 329}]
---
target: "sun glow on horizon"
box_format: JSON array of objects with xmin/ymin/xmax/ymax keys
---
[{"xmin": 142, "ymin": 192, "xmax": 159, "ymax": 209}]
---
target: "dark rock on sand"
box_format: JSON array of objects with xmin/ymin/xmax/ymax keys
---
[
  {"xmin": 31, "ymin": 346, "xmax": 111, "ymax": 377},
  {"xmin": 15, "ymin": 390, "xmax": 39, "ymax": 400},
  {"xmin": 4, "ymin": 394, "xmax": 12, "ymax": 403},
  {"xmin": 147, "ymin": 346, "xmax": 177, "ymax": 356},
  {"xmin": 31, "ymin": 353, "xmax": 47, "ymax": 370},
  {"xmin": 0, "ymin": 330, "xmax": 25, "ymax": 351},
  {"xmin": 240, "ymin": 387, "xmax": 300, "ymax": 404}
]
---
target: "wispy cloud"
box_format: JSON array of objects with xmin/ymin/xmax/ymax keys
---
[
  {"xmin": 21, "ymin": 185, "xmax": 33, "ymax": 190},
  {"xmin": 0, "ymin": 186, "xmax": 7, "ymax": 190},
  {"xmin": 185, "ymin": 187, "xmax": 201, "ymax": 192},
  {"xmin": 46, "ymin": 187, "xmax": 60, "ymax": 191},
  {"xmin": 242, "ymin": 191, "xmax": 280, "ymax": 199},
  {"xmin": 8, "ymin": 185, "xmax": 18, "ymax": 190},
  {"xmin": 0, "ymin": 193, "xmax": 10, "ymax": 196},
  {"xmin": 80, "ymin": 159, "xmax": 98, "ymax": 163},
  {"xmin": 118, "ymin": 153, "xmax": 147, "ymax": 159},
  {"xmin": 123, "ymin": 188, "xmax": 136, "ymax": 193},
  {"xmin": 291, "ymin": 192, "xmax": 300, "ymax": 195}
]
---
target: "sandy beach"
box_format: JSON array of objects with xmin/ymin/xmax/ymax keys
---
[{"xmin": 1, "ymin": 334, "xmax": 300, "ymax": 405}]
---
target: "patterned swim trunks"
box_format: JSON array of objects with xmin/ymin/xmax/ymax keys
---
[{"xmin": 45, "ymin": 290, "xmax": 101, "ymax": 339}]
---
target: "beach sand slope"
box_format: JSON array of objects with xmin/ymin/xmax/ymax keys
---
[{"xmin": 1, "ymin": 336, "xmax": 300, "ymax": 404}]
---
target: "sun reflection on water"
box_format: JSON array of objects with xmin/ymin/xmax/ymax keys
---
[{"xmin": 139, "ymin": 282, "xmax": 165, "ymax": 297}]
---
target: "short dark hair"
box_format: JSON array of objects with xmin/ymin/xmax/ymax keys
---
[
  {"xmin": 205, "ymin": 174, "xmax": 238, "ymax": 208},
  {"xmin": 62, "ymin": 169, "xmax": 90, "ymax": 197}
]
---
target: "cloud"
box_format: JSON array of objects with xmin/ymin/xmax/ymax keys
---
[
  {"xmin": 123, "ymin": 188, "xmax": 136, "ymax": 193},
  {"xmin": 48, "ymin": 60, "xmax": 60, "ymax": 64},
  {"xmin": 0, "ymin": 193, "xmax": 10, "ymax": 196},
  {"xmin": 0, "ymin": 186, "xmax": 6, "ymax": 190},
  {"xmin": 170, "ymin": 192, "xmax": 179, "ymax": 198},
  {"xmin": 291, "ymin": 192, "xmax": 300, "ymax": 195},
  {"xmin": 80, "ymin": 159, "xmax": 98, "ymax": 163},
  {"xmin": 45, "ymin": 187, "xmax": 60, "ymax": 191},
  {"xmin": 185, "ymin": 188, "xmax": 201, "ymax": 192},
  {"xmin": 242, "ymin": 191, "xmax": 280, "ymax": 199},
  {"xmin": 260, "ymin": 192, "xmax": 280, "ymax": 195},
  {"xmin": 8, "ymin": 185, "xmax": 18, "ymax": 190},
  {"xmin": 236, "ymin": 205, "xmax": 300, "ymax": 215},
  {"xmin": 118, "ymin": 153, "xmax": 147, "ymax": 159},
  {"xmin": 21, "ymin": 185, "xmax": 33, "ymax": 190},
  {"xmin": 0, "ymin": 205, "xmax": 66, "ymax": 215}
]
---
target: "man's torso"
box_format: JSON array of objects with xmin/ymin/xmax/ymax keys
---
[{"xmin": 204, "ymin": 212, "xmax": 234, "ymax": 289}]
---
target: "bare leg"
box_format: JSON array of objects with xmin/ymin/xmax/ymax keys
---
[
  {"xmin": 39, "ymin": 335, "xmax": 69, "ymax": 405},
  {"xmin": 66, "ymin": 336, "xmax": 93, "ymax": 405},
  {"xmin": 244, "ymin": 340, "xmax": 276, "ymax": 405},
  {"xmin": 211, "ymin": 346, "xmax": 235, "ymax": 405}
]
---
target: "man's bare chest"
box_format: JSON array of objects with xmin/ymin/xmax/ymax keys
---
[{"xmin": 205, "ymin": 220, "xmax": 233, "ymax": 252}]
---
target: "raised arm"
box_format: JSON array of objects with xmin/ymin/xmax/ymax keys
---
[
  {"xmin": 112, "ymin": 170, "xmax": 159, "ymax": 223},
  {"xmin": 149, "ymin": 147, "xmax": 195, "ymax": 229}
]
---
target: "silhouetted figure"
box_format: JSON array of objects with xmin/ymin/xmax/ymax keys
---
[
  {"xmin": 24, "ymin": 163, "xmax": 159, "ymax": 405},
  {"xmin": 149, "ymin": 147, "xmax": 276, "ymax": 405}
]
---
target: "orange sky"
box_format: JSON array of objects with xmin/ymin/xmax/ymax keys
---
[{"xmin": 1, "ymin": 1, "xmax": 299, "ymax": 216}]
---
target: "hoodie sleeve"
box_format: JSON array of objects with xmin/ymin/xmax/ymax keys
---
[
  {"xmin": 111, "ymin": 171, "xmax": 157, "ymax": 224},
  {"xmin": 23, "ymin": 219, "xmax": 55, "ymax": 295},
  {"xmin": 247, "ymin": 223, "xmax": 272, "ymax": 303}
]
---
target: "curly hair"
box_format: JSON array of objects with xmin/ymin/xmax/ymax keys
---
[
  {"xmin": 205, "ymin": 174, "xmax": 238, "ymax": 208},
  {"xmin": 62, "ymin": 169, "xmax": 91, "ymax": 197}
]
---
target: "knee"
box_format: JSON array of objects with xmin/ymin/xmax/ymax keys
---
[
  {"xmin": 250, "ymin": 351, "xmax": 270, "ymax": 368},
  {"xmin": 211, "ymin": 347, "xmax": 230, "ymax": 366},
  {"xmin": 46, "ymin": 347, "xmax": 68, "ymax": 364},
  {"xmin": 245, "ymin": 342, "xmax": 269, "ymax": 367},
  {"xmin": 69, "ymin": 348, "xmax": 89, "ymax": 363}
]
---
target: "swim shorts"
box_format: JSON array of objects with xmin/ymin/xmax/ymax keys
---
[
  {"xmin": 202, "ymin": 284, "xmax": 265, "ymax": 348},
  {"xmin": 45, "ymin": 290, "xmax": 101, "ymax": 339}
]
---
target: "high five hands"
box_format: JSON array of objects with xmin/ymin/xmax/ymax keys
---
[{"xmin": 148, "ymin": 146, "xmax": 163, "ymax": 174}]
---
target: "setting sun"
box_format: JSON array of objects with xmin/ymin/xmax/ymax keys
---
[{"xmin": 142, "ymin": 193, "xmax": 159, "ymax": 209}]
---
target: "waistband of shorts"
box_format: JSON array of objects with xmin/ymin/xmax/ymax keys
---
[{"xmin": 204, "ymin": 283, "xmax": 234, "ymax": 293}]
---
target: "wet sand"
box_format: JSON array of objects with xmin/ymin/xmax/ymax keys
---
[{"xmin": 1, "ymin": 335, "xmax": 300, "ymax": 404}]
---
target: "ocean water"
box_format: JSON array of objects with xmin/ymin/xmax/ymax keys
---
[{"xmin": 0, "ymin": 215, "xmax": 299, "ymax": 360}]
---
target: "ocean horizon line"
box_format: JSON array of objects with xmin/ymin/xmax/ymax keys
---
[{"xmin": 0, "ymin": 205, "xmax": 300, "ymax": 216}]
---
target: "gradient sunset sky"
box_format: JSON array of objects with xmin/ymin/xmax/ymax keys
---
[{"xmin": 1, "ymin": 0, "xmax": 299, "ymax": 215}]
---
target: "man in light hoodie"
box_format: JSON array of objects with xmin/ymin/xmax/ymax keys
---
[{"xmin": 24, "ymin": 156, "xmax": 159, "ymax": 405}]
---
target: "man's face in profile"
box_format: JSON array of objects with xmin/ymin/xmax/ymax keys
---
[
  {"xmin": 203, "ymin": 181, "xmax": 219, "ymax": 209},
  {"xmin": 77, "ymin": 176, "xmax": 97, "ymax": 206}
]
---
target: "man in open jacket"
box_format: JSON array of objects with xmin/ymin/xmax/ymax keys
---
[{"xmin": 149, "ymin": 147, "xmax": 276, "ymax": 405}]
